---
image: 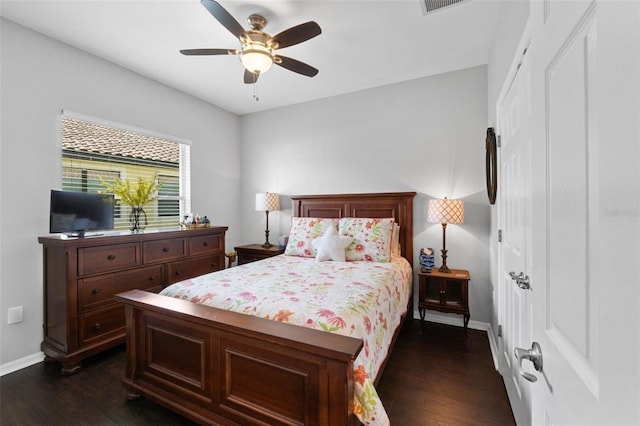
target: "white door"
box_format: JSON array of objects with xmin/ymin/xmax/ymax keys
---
[
  {"xmin": 497, "ymin": 39, "xmax": 534, "ymax": 426},
  {"xmin": 525, "ymin": 1, "xmax": 640, "ymax": 424}
]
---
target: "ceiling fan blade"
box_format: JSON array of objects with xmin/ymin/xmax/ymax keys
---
[
  {"xmin": 200, "ymin": 0, "xmax": 246, "ymax": 39},
  {"xmin": 244, "ymin": 69, "xmax": 260, "ymax": 84},
  {"xmin": 180, "ymin": 48, "xmax": 235, "ymax": 56},
  {"xmin": 270, "ymin": 21, "xmax": 321, "ymax": 49},
  {"xmin": 274, "ymin": 55, "xmax": 319, "ymax": 77}
]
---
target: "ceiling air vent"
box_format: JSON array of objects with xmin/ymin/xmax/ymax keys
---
[{"xmin": 420, "ymin": 0, "xmax": 467, "ymax": 15}]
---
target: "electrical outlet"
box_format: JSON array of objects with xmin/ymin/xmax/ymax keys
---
[{"xmin": 8, "ymin": 306, "xmax": 23, "ymax": 324}]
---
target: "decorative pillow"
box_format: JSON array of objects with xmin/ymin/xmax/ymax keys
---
[
  {"xmin": 338, "ymin": 217, "xmax": 396, "ymax": 262},
  {"xmin": 284, "ymin": 217, "xmax": 339, "ymax": 258},
  {"xmin": 311, "ymin": 226, "xmax": 353, "ymax": 262}
]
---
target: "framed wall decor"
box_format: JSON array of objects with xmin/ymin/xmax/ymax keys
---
[{"xmin": 486, "ymin": 127, "xmax": 497, "ymax": 205}]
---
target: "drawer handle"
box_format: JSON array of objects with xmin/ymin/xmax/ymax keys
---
[
  {"xmin": 203, "ymin": 242, "xmax": 209, "ymax": 247},
  {"xmin": 211, "ymin": 262, "xmax": 217, "ymax": 267},
  {"xmin": 93, "ymin": 323, "xmax": 102, "ymax": 330},
  {"xmin": 107, "ymin": 255, "xmax": 116, "ymax": 260},
  {"xmin": 92, "ymin": 288, "xmax": 101, "ymax": 295},
  {"xmin": 149, "ymin": 276, "xmax": 156, "ymax": 281},
  {"xmin": 162, "ymin": 247, "xmax": 170, "ymax": 252},
  {"xmin": 175, "ymin": 270, "xmax": 181, "ymax": 276}
]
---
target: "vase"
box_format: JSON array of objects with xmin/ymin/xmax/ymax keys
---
[
  {"xmin": 129, "ymin": 207, "xmax": 148, "ymax": 232},
  {"xmin": 419, "ymin": 248, "xmax": 435, "ymax": 273}
]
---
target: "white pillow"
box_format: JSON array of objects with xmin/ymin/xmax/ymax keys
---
[{"xmin": 311, "ymin": 226, "xmax": 353, "ymax": 262}]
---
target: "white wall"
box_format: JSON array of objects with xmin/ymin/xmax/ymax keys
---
[
  {"xmin": 0, "ymin": 19, "xmax": 242, "ymax": 367},
  {"xmin": 240, "ymin": 66, "xmax": 492, "ymax": 324}
]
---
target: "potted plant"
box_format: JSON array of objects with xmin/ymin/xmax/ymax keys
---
[{"xmin": 101, "ymin": 175, "xmax": 160, "ymax": 232}]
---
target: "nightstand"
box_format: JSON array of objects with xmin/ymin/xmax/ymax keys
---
[
  {"xmin": 418, "ymin": 268, "xmax": 470, "ymax": 329},
  {"xmin": 234, "ymin": 244, "xmax": 285, "ymax": 265}
]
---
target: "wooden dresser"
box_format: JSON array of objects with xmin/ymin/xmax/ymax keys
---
[{"xmin": 38, "ymin": 227, "xmax": 227, "ymax": 374}]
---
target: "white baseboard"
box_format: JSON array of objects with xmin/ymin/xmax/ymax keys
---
[
  {"xmin": 486, "ymin": 324, "xmax": 500, "ymax": 371},
  {"xmin": 0, "ymin": 351, "xmax": 45, "ymax": 377},
  {"xmin": 413, "ymin": 309, "xmax": 488, "ymax": 331}
]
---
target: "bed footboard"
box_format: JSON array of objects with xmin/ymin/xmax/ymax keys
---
[{"xmin": 115, "ymin": 290, "xmax": 363, "ymax": 426}]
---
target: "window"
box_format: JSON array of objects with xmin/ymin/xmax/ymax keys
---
[{"xmin": 61, "ymin": 112, "xmax": 191, "ymax": 231}]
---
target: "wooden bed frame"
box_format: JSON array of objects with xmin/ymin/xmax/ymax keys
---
[{"xmin": 115, "ymin": 192, "xmax": 415, "ymax": 425}]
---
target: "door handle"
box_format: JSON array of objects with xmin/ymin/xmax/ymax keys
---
[
  {"xmin": 509, "ymin": 271, "xmax": 530, "ymax": 290},
  {"xmin": 516, "ymin": 275, "xmax": 530, "ymax": 290},
  {"xmin": 514, "ymin": 341, "xmax": 543, "ymax": 382},
  {"xmin": 509, "ymin": 271, "xmax": 522, "ymax": 280}
]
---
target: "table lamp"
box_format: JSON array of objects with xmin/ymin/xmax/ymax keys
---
[
  {"xmin": 255, "ymin": 192, "xmax": 280, "ymax": 248},
  {"xmin": 427, "ymin": 197, "xmax": 464, "ymax": 273}
]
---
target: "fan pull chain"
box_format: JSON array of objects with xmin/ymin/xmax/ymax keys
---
[{"xmin": 252, "ymin": 72, "xmax": 260, "ymax": 102}]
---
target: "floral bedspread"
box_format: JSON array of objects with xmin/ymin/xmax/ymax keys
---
[{"xmin": 160, "ymin": 254, "xmax": 413, "ymax": 425}]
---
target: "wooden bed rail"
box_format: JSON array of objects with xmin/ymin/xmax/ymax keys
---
[{"xmin": 116, "ymin": 289, "xmax": 363, "ymax": 425}]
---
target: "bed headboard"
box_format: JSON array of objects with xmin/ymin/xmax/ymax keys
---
[{"xmin": 290, "ymin": 192, "xmax": 416, "ymax": 267}]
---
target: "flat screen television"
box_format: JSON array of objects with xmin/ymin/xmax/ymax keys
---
[{"xmin": 49, "ymin": 190, "xmax": 115, "ymax": 237}]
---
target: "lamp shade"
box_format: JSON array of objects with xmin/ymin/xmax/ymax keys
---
[
  {"xmin": 427, "ymin": 198, "xmax": 464, "ymax": 224},
  {"xmin": 255, "ymin": 192, "xmax": 280, "ymax": 212}
]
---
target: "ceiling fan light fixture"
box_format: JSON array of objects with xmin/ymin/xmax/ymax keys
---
[
  {"xmin": 180, "ymin": 2, "xmax": 321, "ymax": 83},
  {"xmin": 240, "ymin": 44, "xmax": 273, "ymax": 74}
]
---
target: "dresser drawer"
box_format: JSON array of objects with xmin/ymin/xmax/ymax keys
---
[
  {"xmin": 79, "ymin": 306, "xmax": 125, "ymax": 345},
  {"xmin": 143, "ymin": 238, "xmax": 186, "ymax": 263},
  {"xmin": 189, "ymin": 233, "xmax": 223, "ymax": 256},
  {"xmin": 167, "ymin": 254, "xmax": 224, "ymax": 285},
  {"xmin": 78, "ymin": 265, "xmax": 163, "ymax": 312},
  {"xmin": 78, "ymin": 243, "xmax": 140, "ymax": 276}
]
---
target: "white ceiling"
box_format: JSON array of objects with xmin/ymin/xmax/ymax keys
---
[{"xmin": 1, "ymin": 0, "xmax": 501, "ymax": 115}]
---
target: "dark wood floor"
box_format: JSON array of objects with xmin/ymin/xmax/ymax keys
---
[
  {"xmin": 377, "ymin": 321, "xmax": 515, "ymax": 425},
  {"xmin": 0, "ymin": 320, "xmax": 514, "ymax": 425}
]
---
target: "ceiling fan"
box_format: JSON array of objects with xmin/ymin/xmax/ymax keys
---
[{"xmin": 180, "ymin": 0, "xmax": 321, "ymax": 84}]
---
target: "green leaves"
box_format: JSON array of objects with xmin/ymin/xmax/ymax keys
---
[{"xmin": 100, "ymin": 175, "xmax": 160, "ymax": 208}]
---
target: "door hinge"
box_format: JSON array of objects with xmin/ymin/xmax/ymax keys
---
[
  {"xmin": 498, "ymin": 324, "xmax": 503, "ymax": 337},
  {"xmin": 498, "ymin": 229, "xmax": 503, "ymax": 242},
  {"xmin": 497, "ymin": 135, "xmax": 502, "ymax": 148}
]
